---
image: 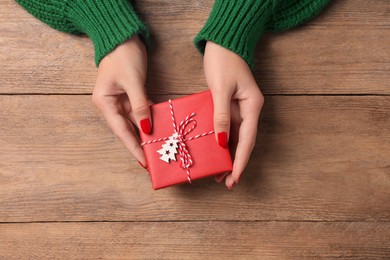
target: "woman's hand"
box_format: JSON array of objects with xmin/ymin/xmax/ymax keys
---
[
  {"xmin": 92, "ymin": 35, "xmax": 151, "ymax": 167},
  {"xmin": 203, "ymin": 41, "xmax": 264, "ymax": 189}
]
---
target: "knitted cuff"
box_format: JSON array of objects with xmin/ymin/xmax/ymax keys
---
[
  {"xmin": 66, "ymin": 0, "xmax": 149, "ymax": 66},
  {"xmin": 194, "ymin": 0, "xmax": 272, "ymax": 69}
]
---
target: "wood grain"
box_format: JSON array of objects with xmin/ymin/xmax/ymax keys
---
[
  {"xmin": 1, "ymin": 0, "xmax": 389, "ymax": 94},
  {"xmin": 0, "ymin": 222, "xmax": 389, "ymax": 259},
  {"xmin": 0, "ymin": 95, "xmax": 388, "ymax": 222},
  {"xmin": 1, "ymin": 0, "xmax": 389, "ymax": 258}
]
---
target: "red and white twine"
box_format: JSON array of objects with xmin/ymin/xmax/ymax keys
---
[{"xmin": 141, "ymin": 99, "xmax": 214, "ymax": 183}]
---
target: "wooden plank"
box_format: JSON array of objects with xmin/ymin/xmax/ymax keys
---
[
  {"xmin": 1, "ymin": 0, "xmax": 389, "ymax": 94},
  {"xmin": 0, "ymin": 95, "xmax": 389, "ymax": 222},
  {"xmin": 0, "ymin": 222, "xmax": 389, "ymax": 259}
]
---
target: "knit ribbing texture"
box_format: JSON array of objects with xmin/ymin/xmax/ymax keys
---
[
  {"xmin": 16, "ymin": 0, "xmax": 149, "ymax": 66},
  {"xmin": 16, "ymin": 0, "xmax": 330, "ymax": 68},
  {"xmin": 195, "ymin": 0, "xmax": 331, "ymax": 69}
]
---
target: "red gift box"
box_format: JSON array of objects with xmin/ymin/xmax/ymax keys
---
[{"xmin": 140, "ymin": 90, "xmax": 233, "ymax": 190}]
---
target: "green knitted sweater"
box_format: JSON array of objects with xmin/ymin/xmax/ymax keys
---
[{"xmin": 16, "ymin": 0, "xmax": 330, "ymax": 68}]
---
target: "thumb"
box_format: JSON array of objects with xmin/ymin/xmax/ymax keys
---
[
  {"xmin": 211, "ymin": 89, "xmax": 232, "ymax": 148},
  {"xmin": 126, "ymin": 84, "xmax": 152, "ymax": 135}
]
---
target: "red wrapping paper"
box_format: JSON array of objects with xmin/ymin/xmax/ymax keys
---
[{"xmin": 140, "ymin": 90, "xmax": 233, "ymax": 190}]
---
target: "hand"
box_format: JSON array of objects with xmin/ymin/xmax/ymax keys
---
[
  {"xmin": 203, "ymin": 41, "xmax": 264, "ymax": 189},
  {"xmin": 92, "ymin": 35, "xmax": 151, "ymax": 167}
]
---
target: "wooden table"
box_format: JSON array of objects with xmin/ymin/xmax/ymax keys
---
[{"xmin": 1, "ymin": 0, "xmax": 389, "ymax": 259}]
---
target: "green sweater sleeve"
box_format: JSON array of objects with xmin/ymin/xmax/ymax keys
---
[
  {"xmin": 194, "ymin": 0, "xmax": 331, "ymax": 69},
  {"xmin": 16, "ymin": 0, "xmax": 149, "ymax": 66}
]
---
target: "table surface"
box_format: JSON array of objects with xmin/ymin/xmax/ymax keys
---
[{"xmin": 1, "ymin": 0, "xmax": 389, "ymax": 259}]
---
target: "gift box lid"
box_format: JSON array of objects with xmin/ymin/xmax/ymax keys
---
[{"xmin": 139, "ymin": 90, "xmax": 233, "ymax": 190}]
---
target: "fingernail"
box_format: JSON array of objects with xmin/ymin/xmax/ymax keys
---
[
  {"xmin": 138, "ymin": 161, "xmax": 146, "ymax": 169},
  {"xmin": 228, "ymin": 182, "xmax": 235, "ymax": 190},
  {"xmin": 140, "ymin": 119, "xmax": 151, "ymax": 134},
  {"xmin": 217, "ymin": 132, "xmax": 228, "ymax": 148},
  {"xmin": 234, "ymin": 176, "xmax": 240, "ymax": 184}
]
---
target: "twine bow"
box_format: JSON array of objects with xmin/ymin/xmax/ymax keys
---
[{"xmin": 141, "ymin": 99, "xmax": 214, "ymax": 183}]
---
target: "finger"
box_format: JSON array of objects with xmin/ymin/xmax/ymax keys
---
[
  {"xmin": 215, "ymin": 172, "xmax": 229, "ymax": 183},
  {"xmin": 95, "ymin": 95, "xmax": 147, "ymax": 166},
  {"xmin": 231, "ymin": 91, "xmax": 264, "ymax": 184},
  {"xmin": 225, "ymin": 173, "xmax": 236, "ymax": 189},
  {"xmin": 210, "ymin": 88, "xmax": 233, "ymax": 148},
  {"xmin": 127, "ymin": 99, "xmax": 154, "ymax": 125},
  {"xmin": 108, "ymin": 111, "xmax": 147, "ymax": 166},
  {"xmin": 125, "ymin": 84, "xmax": 152, "ymax": 134}
]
